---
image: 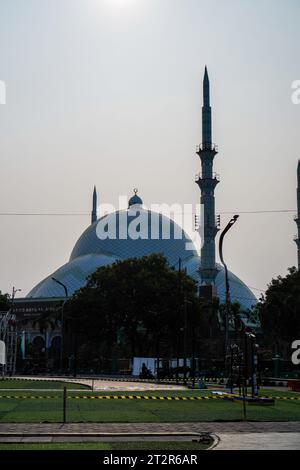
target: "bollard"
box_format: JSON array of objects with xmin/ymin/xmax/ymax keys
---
[
  {"xmin": 63, "ymin": 386, "xmax": 67, "ymax": 424},
  {"xmin": 242, "ymin": 382, "xmax": 247, "ymax": 421}
]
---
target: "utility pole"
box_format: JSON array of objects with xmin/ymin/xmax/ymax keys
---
[
  {"xmin": 52, "ymin": 278, "xmax": 68, "ymax": 373},
  {"xmin": 11, "ymin": 287, "xmax": 21, "ymax": 376},
  {"xmin": 245, "ymin": 331, "xmax": 259, "ymax": 398},
  {"xmin": 294, "ymin": 160, "xmax": 300, "ymax": 269},
  {"xmin": 183, "ymin": 295, "xmax": 188, "ymax": 385}
]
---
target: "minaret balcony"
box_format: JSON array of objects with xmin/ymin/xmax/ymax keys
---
[{"xmin": 195, "ymin": 172, "xmax": 220, "ymax": 183}]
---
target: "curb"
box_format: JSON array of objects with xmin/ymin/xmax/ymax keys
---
[
  {"xmin": 0, "ymin": 431, "xmax": 215, "ymax": 448},
  {"xmin": 0, "ymin": 431, "xmax": 205, "ymax": 438},
  {"xmin": 207, "ymin": 433, "xmax": 221, "ymax": 450}
]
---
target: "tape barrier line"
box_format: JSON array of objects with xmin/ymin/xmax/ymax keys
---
[
  {"xmin": 0, "ymin": 394, "xmax": 299, "ymax": 401},
  {"xmin": 227, "ymin": 395, "xmax": 300, "ymax": 401},
  {"xmin": 4, "ymin": 377, "xmax": 224, "ymax": 384},
  {"xmin": 0, "ymin": 395, "xmax": 227, "ymax": 401}
]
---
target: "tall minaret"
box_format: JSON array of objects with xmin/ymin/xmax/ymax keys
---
[
  {"xmin": 91, "ymin": 186, "xmax": 97, "ymax": 224},
  {"xmin": 196, "ymin": 67, "xmax": 220, "ymax": 285},
  {"xmin": 295, "ymin": 161, "xmax": 300, "ymax": 269}
]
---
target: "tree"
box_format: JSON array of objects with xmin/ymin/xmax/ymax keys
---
[
  {"xmin": 65, "ymin": 254, "xmax": 200, "ymax": 367},
  {"xmin": 257, "ymin": 267, "xmax": 300, "ymax": 355},
  {"xmin": 0, "ymin": 292, "xmax": 10, "ymax": 311}
]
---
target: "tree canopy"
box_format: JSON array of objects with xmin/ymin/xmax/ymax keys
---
[
  {"xmin": 0, "ymin": 291, "xmax": 10, "ymax": 312},
  {"xmin": 65, "ymin": 254, "xmax": 200, "ymax": 359},
  {"xmin": 257, "ymin": 267, "xmax": 300, "ymax": 352}
]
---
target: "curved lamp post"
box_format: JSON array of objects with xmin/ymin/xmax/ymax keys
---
[
  {"xmin": 52, "ymin": 278, "xmax": 68, "ymax": 373},
  {"xmin": 218, "ymin": 215, "xmax": 239, "ymax": 354}
]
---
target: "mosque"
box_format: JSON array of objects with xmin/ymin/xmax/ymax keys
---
[{"xmin": 14, "ymin": 68, "xmax": 258, "ymax": 358}]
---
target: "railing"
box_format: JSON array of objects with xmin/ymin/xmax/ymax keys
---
[
  {"xmin": 196, "ymin": 143, "xmax": 218, "ymax": 152},
  {"xmin": 194, "ymin": 215, "xmax": 220, "ymax": 230},
  {"xmin": 195, "ymin": 172, "xmax": 220, "ymax": 182}
]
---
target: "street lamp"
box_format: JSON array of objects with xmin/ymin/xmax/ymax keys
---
[
  {"xmin": 218, "ymin": 215, "xmax": 239, "ymax": 356},
  {"xmin": 11, "ymin": 287, "xmax": 22, "ymax": 311},
  {"xmin": 244, "ymin": 330, "xmax": 259, "ymax": 398},
  {"xmin": 10, "ymin": 287, "xmax": 21, "ymax": 376},
  {"xmin": 182, "ymin": 296, "xmax": 194, "ymax": 386},
  {"xmin": 52, "ymin": 278, "xmax": 68, "ymax": 373},
  {"xmin": 183, "ymin": 295, "xmax": 188, "ymax": 385},
  {"xmin": 229, "ymin": 343, "xmax": 240, "ymax": 394}
]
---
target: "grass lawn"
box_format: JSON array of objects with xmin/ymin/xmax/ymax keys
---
[
  {"xmin": 0, "ymin": 388, "xmax": 299, "ymax": 423},
  {"xmin": 0, "ymin": 441, "xmax": 210, "ymax": 451},
  {"xmin": 0, "ymin": 380, "xmax": 89, "ymax": 390}
]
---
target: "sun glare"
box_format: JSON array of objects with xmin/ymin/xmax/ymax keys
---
[{"xmin": 90, "ymin": 0, "xmax": 144, "ymax": 22}]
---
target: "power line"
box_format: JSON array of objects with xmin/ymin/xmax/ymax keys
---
[
  {"xmin": 0, "ymin": 213, "xmax": 89, "ymax": 216},
  {"xmin": 219, "ymin": 210, "xmax": 296, "ymax": 215},
  {"xmin": 0, "ymin": 209, "xmax": 296, "ymax": 217}
]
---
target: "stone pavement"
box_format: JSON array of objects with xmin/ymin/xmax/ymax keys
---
[
  {"xmin": 1, "ymin": 423, "xmax": 300, "ymax": 449},
  {"xmin": 214, "ymin": 433, "xmax": 300, "ymax": 450},
  {"xmin": 1, "ymin": 421, "xmax": 300, "ymax": 434}
]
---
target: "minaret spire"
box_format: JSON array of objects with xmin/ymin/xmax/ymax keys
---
[
  {"xmin": 202, "ymin": 66, "xmax": 212, "ymax": 145},
  {"xmin": 91, "ymin": 186, "xmax": 97, "ymax": 224},
  {"xmin": 295, "ymin": 161, "xmax": 300, "ymax": 269},
  {"xmin": 196, "ymin": 67, "xmax": 220, "ymax": 285}
]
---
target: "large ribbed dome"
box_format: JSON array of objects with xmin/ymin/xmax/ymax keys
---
[
  {"xmin": 27, "ymin": 206, "xmax": 197, "ymax": 298},
  {"xmin": 27, "ymin": 205, "xmax": 257, "ymax": 312}
]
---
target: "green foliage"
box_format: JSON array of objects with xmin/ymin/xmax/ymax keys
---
[
  {"xmin": 65, "ymin": 254, "xmax": 200, "ymax": 359},
  {"xmin": 257, "ymin": 267, "xmax": 300, "ymax": 348},
  {"xmin": 0, "ymin": 291, "xmax": 10, "ymax": 311}
]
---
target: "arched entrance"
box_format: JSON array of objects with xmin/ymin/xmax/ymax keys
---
[{"xmin": 30, "ymin": 335, "xmax": 46, "ymax": 372}]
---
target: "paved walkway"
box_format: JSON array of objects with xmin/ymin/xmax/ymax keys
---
[
  {"xmin": 214, "ymin": 433, "xmax": 300, "ymax": 450},
  {"xmin": 13, "ymin": 377, "xmax": 187, "ymax": 391},
  {"xmin": 13, "ymin": 376, "xmax": 298, "ymax": 393},
  {"xmin": 1, "ymin": 423, "xmax": 300, "ymax": 449},
  {"xmin": 1, "ymin": 421, "xmax": 300, "ymax": 434}
]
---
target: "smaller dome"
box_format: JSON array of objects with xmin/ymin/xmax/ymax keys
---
[{"xmin": 128, "ymin": 189, "xmax": 143, "ymax": 207}]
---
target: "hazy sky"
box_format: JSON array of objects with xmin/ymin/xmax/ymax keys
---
[{"xmin": 0, "ymin": 0, "xmax": 299, "ymax": 298}]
